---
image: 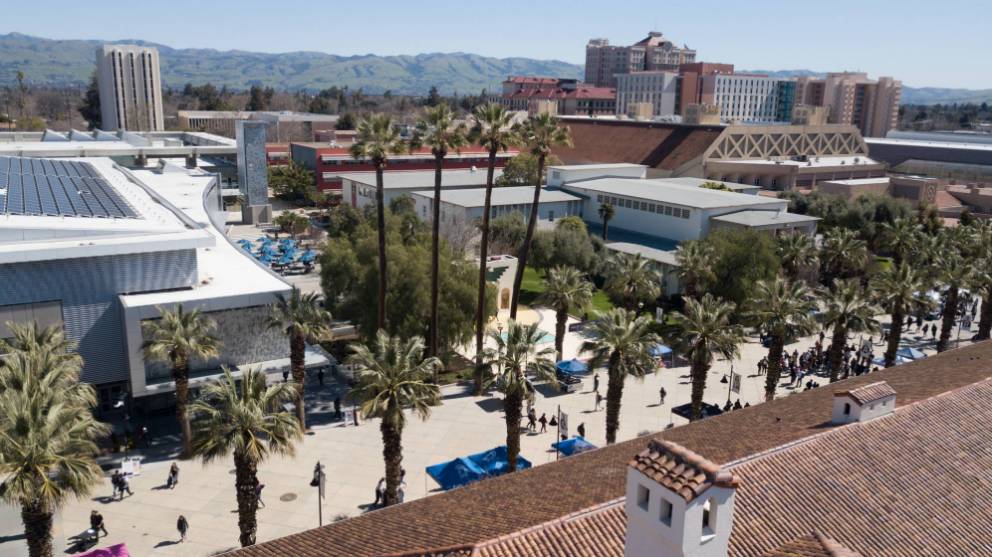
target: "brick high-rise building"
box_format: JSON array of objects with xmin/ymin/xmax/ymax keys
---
[
  {"xmin": 795, "ymin": 72, "xmax": 901, "ymax": 137},
  {"xmin": 585, "ymin": 31, "xmax": 696, "ymax": 88}
]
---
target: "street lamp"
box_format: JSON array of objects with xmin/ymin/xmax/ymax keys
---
[{"xmin": 310, "ymin": 461, "xmax": 326, "ymax": 526}]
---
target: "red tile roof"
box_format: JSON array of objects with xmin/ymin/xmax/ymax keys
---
[
  {"xmin": 505, "ymin": 76, "xmax": 563, "ymax": 85},
  {"xmin": 229, "ymin": 341, "xmax": 992, "ymax": 557},
  {"xmin": 833, "ymin": 381, "xmax": 896, "ymax": 404},
  {"xmin": 564, "ymin": 87, "xmax": 616, "ymax": 100},
  {"xmin": 629, "ymin": 440, "xmax": 739, "ymax": 501},
  {"xmin": 761, "ymin": 533, "xmax": 863, "ymax": 557}
]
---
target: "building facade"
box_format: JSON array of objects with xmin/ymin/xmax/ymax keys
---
[
  {"xmin": 585, "ymin": 32, "xmax": 696, "ymax": 88},
  {"xmin": 493, "ymin": 76, "xmax": 616, "ymax": 116},
  {"xmin": 795, "ymin": 72, "xmax": 902, "ymax": 137},
  {"xmin": 701, "ymin": 74, "xmax": 796, "ymax": 123},
  {"xmin": 178, "ymin": 110, "xmax": 339, "ymax": 141},
  {"xmin": 96, "ymin": 45, "xmax": 165, "ymax": 132},
  {"xmin": 615, "ymin": 71, "xmax": 679, "ymax": 119},
  {"xmin": 676, "ymin": 62, "xmax": 735, "ymax": 114}
]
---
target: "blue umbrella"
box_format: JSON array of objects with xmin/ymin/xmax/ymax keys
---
[
  {"xmin": 556, "ymin": 359, "xmax": 587, "ymax": 374},
  {"xmin": 552, "ymin": 436, "xmax": 597, "ymax": 457},
  {"xmin": 650, "ymin": 344, "xmax": 673, "ymax": 357},
  {"xmin": 896, "ymin": 347, "xmax": 927, "ymax": 360}
]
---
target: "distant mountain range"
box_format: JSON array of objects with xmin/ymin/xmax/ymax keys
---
[{"xmin": 0, "ymin": 33, "xmax": 987, "ymax": 104}]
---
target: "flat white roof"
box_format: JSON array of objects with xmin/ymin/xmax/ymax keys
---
[
  {"xmin": 820, "ymin": 177, "xmax": 890, "ymax": 185},
  {"xmin": 548, "ymin": 163, "xmax": 648, "ymax": 171},
  {"xmin": 659, "ymin": 176, "xmax": 759, "ymax": 191},
  {"xmin": 335, "ymin": 168, "xmax": 503, "ymax": 189},
  {"xmin": 710, "ymin": 210, "xmax": 819, "ymax": 227},
  {"xmin": 413, "ymin": 186, "xmax": 580, "ymax": 208},
  {"xmin": 713, "ymin": 155, "xmax": 880, "ymax": 168},
  {"xmin": 867, "ymin": 137, "xmax": 992, "ymax": 152},
  {"xmin": 606, "ymin": 242, "xmax": 679, "ymax": 266},
  {"xmin": 562, "ymin": 178, "xmax": 785, "ymax": 209}
]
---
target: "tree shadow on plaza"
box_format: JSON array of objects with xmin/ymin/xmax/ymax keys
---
[
  {"xmin": 475, "ymin": 398, "xmax": 505, "ymax": 413},
  {"xmin": 153, "ymin": 540, "xmax": 181, "ymax": 548}
]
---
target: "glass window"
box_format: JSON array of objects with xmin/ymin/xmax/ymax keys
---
[{"xmin": 664, "ymin": 205, "xmax": 672, "ymax": 216}]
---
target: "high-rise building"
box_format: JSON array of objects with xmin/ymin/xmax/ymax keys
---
[
  {"xmin": 700, "ymin": 74, "xmax": 796, "ymax": 123},
  {"xmin": 585, "ymin": 31, "xmax": 696, "ymax": 88},
  {"xmin": 676, "ymin": 62, "xmax": 735, "ymax": 114},
  {"xmin": 96, "ymin": 45, "xmax": 165, "ymax": 132},
  {"xmin": 615, "ymin": 71, "xmax": 679, "ymax": 118},
  {"xmin": 795, "ymin": 72, "xmax": 901, "ymax": 137}
]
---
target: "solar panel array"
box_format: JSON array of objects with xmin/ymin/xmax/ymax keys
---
[{"xmin": 0, "ymin": 156, "xmax": 139, "ymax": 219}]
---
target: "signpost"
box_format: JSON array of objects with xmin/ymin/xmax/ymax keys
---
[
  {"xmin": 725, "ymin": 365, "xmax": 740, "ymax": 405},
  {"xmin": 310, "ymin": 461, "xmax": 326, "ymax": 526}
]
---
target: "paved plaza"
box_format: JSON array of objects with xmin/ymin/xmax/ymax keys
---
[{"xmin": 0, "ymin": 301, "xmax": 974, "ymax": 557}]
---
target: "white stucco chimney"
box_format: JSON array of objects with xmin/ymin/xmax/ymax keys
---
[
  {"xmin": 624, "ymin": 440, "xmax": 740, "ymax": 557},
  {"xmin": 831, "ymin": 381, "xmax": 896, "ymax": 425}
]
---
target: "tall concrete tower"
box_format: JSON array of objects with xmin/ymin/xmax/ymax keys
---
[
  {"xmin": 96, "ymin": 44, "xmax": 165, "ymax": 132},
  {"xmin": 236, "ymin": 120, "xmax": 271, "ymax": 224}
]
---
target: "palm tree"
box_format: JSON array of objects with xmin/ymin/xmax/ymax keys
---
[
  {"xmin": 878, "ymin": 217, "xmax": 921, "ymax": 266},
  {"xmin": 746, "ymin": 277, "xmax": 817, "ymax": 401},
  {"xmin": 348, "ymin": 332, "xmax": 440, "ymax": 505},
  {"xmin": 413, "ymin": 105, "xmax": 468, "ymax": 358},
  {"xmin": 974, "ymin": 261, "xmax": 992, "ymax": 341},
  {"xmin": 351, "ymin": 114, "xmax": 407, "ymax": 330},
  {"xmin": 598, "ymin": 202, "xmax": 615, "ymax": 241},
  {"xmin": 142, "ymin": 304, "xmax": 221, "ymax": 457},
  {"xmin": 0, "ymin": 348, "xmax": 107, "ymax": 557},
  {"xmin": 190, "ymin": 367, "xmax": 302, "ymax": 547},
  {"xmin": 266, "ymin": 288, "xmax": 333, "ymax": 429},
  {"xmin": 936, "ymin": 251, "xmax": 973, "ymax": 352},
  {"xmin": 603, "ymin": 252, "xmax": 661, "ymax": 311},
  {"xmin": 820, "ymin": 228, "xmax": 868, "ymax": 285},
  {"xmin": 873, "ymin": 263, "xmax": 928, "ymax": 367},
  {"xmin": 667, "ymin": 294, "xmax": 743, "ymax": 420},
  {"xmin": 541, "ymin": 266, "xmax": 593, "ymax": 361},
  {"xmin": 581, "ymin": 309, "xmax": 659, "ymax": 444},
  {"xmin": 674, "ymin": 240, "xmax": 716, "ymax": 299},
  {"xmin": 777, "ymin": 233, "xmax": 818, "ymax": 281},
  {"xmin": 508, "ymin": 113, "xmax": 572, "ymax": 318},
  {"xmin": 481, "ymin": 321, "xmax": 557, "ymax": 471},
  {"xmin": 470, "ymin": 103, "xmax": 518, "ymax": 395},
  {"xmin": 0, "ymin": 321, "xmax": 78, "ymax": 359},
  {"xmin": 820, "ymin": 279, "xmax": 880, "ymax": 381}
]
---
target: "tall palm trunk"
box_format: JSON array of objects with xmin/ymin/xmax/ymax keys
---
[
  {"xmin": 689, "ymin": 353, "xmax": 710, "ymax": 421},
  {"xmin": 473, "ymin": 149, "xmax": 498, "ymax": 395},
  {"xmin": 827, "ymin": 325, "xmax": 847, "ymax": 382},
  {"xmin": 764, "ymin": 335, "xmax": 784, "ymax": 402},
  {"xmin": 290, "ymin": 329, "xmax": 307, "ymax": 428},
  {"xmin": 173, "ymin": 356, "xmax": 192, "ymax": 458},
  {"xmin": 978, "ymin": 295, "xmax": 992, "ymax": 340},
  {"xmin": 380, "ymin": 412, "xmax": 404, "ymax": 506},
  {"xmin": 234, "ymin": 452, "xmax": 260, "ymax": 547},
  {"xmin": 938, "ymin": 287, "xmax": 959, "ymax": 352},
  {"xmin": 602, "ymin": 216, "xmax": 610, "ymax": 241},
  {"xmin": 375, "ymin": 163, "xmax": 388, "ymax": 331},
  {"xmin": 554, "ymin": 307, "xmax": 567, "ymax": 362},
  {"xmin": 504, "ymin": 389, "xmax": 522, "ymax": 472},
  {"xmin": 21, "ymin": 501, "xmax": 53, "ymax": 557},
  {"xmin": 605, "ymin": 354, "xmax": 624, "ymax": 444},
  {"xmin": 429, "ymin": 154, "xmax": 443, "ymax": 361},
  {"xmin": 884, "ymin": 302, "xmax": 904, "ymax": 368},
  {"xmin": 509, "ymin": 153, "xmax": 546, "ymax": 318}
]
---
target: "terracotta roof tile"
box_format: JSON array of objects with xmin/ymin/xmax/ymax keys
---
[
  {"xmin": 629, "ymin": 439, "xmax": 739, "ymax": 501},
  {"xmin": 833, "ymin": 381, "xmax": 896, "ymax": 405},
  {"xmin": 761, "ymin": 533, "xmax": 863, "ymax": 557},
  {"xmin": 229, "ymin": 341, "xmax": 992, "ymax": 557}
]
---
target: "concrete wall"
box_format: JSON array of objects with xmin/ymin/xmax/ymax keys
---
[{"xmin": 547, "ymin": 165, "xmax": 647, "ymax": 187}]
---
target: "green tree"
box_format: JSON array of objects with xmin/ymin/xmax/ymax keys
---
[
  {"xmin": 268, "ymin": 162, "xmax": 316, "ymax": 203},
  {"xmin": 78, "ymin": 72, "xmax": 101, "ymax": 130},
  {"xmin": 273, "ymin": 212, "xmax": 311, "ymax": 238},
  {"xmin": 820, "ymin": 227, "xmax": 868, "ymax": 285},
  {"xmin": 675, "ymin": 240, "xmax": 716, "ymax": 299},
  {"xmin": 973, "ymin": 258, "xmax": 992, "ymax": 341},
  {"xmin": 873, "ymin": 263, "xmax": 928, "ymax": 367},
  {"xmin": 508, "ymin": 113, "xmax": 572, "ymax": 318},
  {"xmin": 936, "ymin": 251, "xmax": 973, "ymax": 352},
  {"xmin": 0, "ymin": 329, "xmax": 107, "ymax": 557},
  {"xmin": 426, "ymin": 85, "xmax": 442, "ymax": 107},
  {"xmin": 820, "ymin": 279, "xmax": 880, "ymax": 381},
  {"xmin": 488, "ymin": 212, "xmax": 527, "ymax": 255},
  {"xmin": 699, "ymin": 181, "xmax": 732, "ymax": 191},
  {"xmin": 541, "ymin": 266, "xmax": 593, "ymax": 360},
  {"xmin": 529, "ymin": 227, "xmax": 598, "ymax": 275},
  {"xmin": 878, "ymin": 217, "xmax": 921, "ymax": 266},
  {"xmin": 581, "ymin": 309, "xmax": 659, "ymax": 443},
  {"xmin": 469, "ymin": 103, "xmax": 518, "ymax": 394},
  {"xmin": 245, "ymin": 85, "xmax": 274, "ymax": 111},
  {"xmin": 266, "ymin": 288, "xmax": 333, "ymax": 429},
  {"xmin": 190, "ymin": 368, "xmax": 302, "ymax": 547},
  {"xmin": 142, "ymin": 305, "xmax": 221, "ymax": 457},
  {"xmin": 705, "ymin": 229, "xmax": 781, "ymax": 309},
  {"xmin": 598, "ymin": 202, "xmax": 615, "ymax": 241},
  {"xmin": 413, "ymin": 104, "xmax": 468, "ymax": 358},
  {"xmin": 667, "ymin": 294, "xmax": 744, "ymax": 420},
  {"xmin": 351, "ymin": 113, "xmax": 407, "ymax": 330},
  {"xmin": 481, "ymin": 321, "xmax": 557, "ymax": 470},
  {"xmin": 776, "ymin": 233, "xmax": 818, "ymax": 282},
  {"xmin": 602, "ymin": 252, "xmax": 661, "ymax": 311},
  {"xmin": 347, "ymin": 332, "xmax": 440, "ymax": 504},
  {"xmin": 746, "ymin": 277, "xmax": 817, "ymax": 401},
  {"xmin": 336, "ymin": 112, "xmax": 356, "ymax": 130}
]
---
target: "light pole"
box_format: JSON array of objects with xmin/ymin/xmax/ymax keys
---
[{"xmin": 310, "ymin": 461, "xmax": 326, "ymax": 526}]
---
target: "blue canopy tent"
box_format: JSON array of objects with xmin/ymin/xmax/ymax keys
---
[
  {"xmin": 650, "ymin": 344, "xmax": 673, "ymax": 357},
  {"xmin": 299, "ymin": 249, "xmax": 318, "ymax": 263},
  {"xmin": 873, "ymin": 355, "xmax": 912, "ymax": 367},
  {"xmin": 552, "ymin": 436, "xmax": 597, "ymax": 457},
  {"xmin": 425, "ymin": 457, "xmax": 486, "ymax": 490},
  {"xmin": 467, "ymin": 446, "xmax": 531, "ymax": 477},
  {"xmin": 556, "ymin": 359, "xmax": 587, "ymax": 375},
  {"xmin": 897, "ymin": 347, "xmax": 927, "ymax": 360}
]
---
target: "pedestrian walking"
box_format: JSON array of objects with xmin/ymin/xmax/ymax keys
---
[
  {"xmin": 333, "ymin": 396, "xmax": 342, "ymax": 420},
  {"xmin": 255, "ymin": 482, "xmax": 265, "ymax": 508},
  {"xmin": 577, "ymin": 422, "xmax": 586, "ymax": 438},
  {"xmin": 374, "ymin": 477, "xmax": 385, "ymax": 506},
  {"xmin": 527, "ymin": 408, "xmax": 537, "ymax": 432},
  {"xmin": 110, "ymin": 470, "xmax": 121, "ymax": 499},
  {"xmin": 659, "ymin": 387, "xmax": 667, "ymax": 405},
  {"xmin": 177, "ymin": 515, "xmax": 189, "ymax": 542},
  {"xmin": 119, "ymin": 474, "xmax": 133, "ymax": 498},
  {"xmin": 539, "ymin": 413, "xmax": 548, "ymax": 433},
  {"xmin": 167, "ymin": 462, "xmax": 179, "ymax": 489},
  {"xmin": 138, "ymin": 425, "xmax": 150, "ymax": 448},
  {"xmin": 90, "ymin": 510, "xmax": 108, "ymax": 538},
  {"xmin": 317, "ymin": 368, "xmax": 325, "ymax": 387},
  {"xmin": 282, "ymin": 370, "xmax": 289, "ymax": 383},
  {"xmin": 593, "ymin": 373, "xmax": 600, "ymax": 394},
  {"xmin": 594, "ymin": 392, "xmax": 603, "ymax": 411}
]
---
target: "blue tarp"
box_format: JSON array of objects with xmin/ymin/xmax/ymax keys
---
[
  {"xmin": 556, "ymin": 359, "xmax": 588, "ymax": 374},
  {"xmin": 552, "ymin": 436, "xmax": 597, "ymax": 456},
  {"xmin": 425, "ymin": 457, "xmax": 486, "ymax": 490},
  {"xmin": 650, "ymin": 344, "xmax": 673, "ymax": 357},
  {"xmin": 897, "ymin": 347, "xmax": 927, "ymax": 360},
  {"xmin": 873, "ymin": 355, "xmax": 911, "ymax": 366},
  {"xmin": 467, "ymin": 445, "xmax": 531, "ymax": 476}
]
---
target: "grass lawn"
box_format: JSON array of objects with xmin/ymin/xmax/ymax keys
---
[{"xmin": 518, "ymin": 266, "xmax": 614, "ymax": 315}]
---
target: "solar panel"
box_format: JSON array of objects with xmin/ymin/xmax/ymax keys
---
[
  {"xmin": 0, "ymin": 156, "xmax": 139, "ymax": 219},
  {"xmin": 7, "ymin": 178, "xmax": 24, "ymax": 213}
]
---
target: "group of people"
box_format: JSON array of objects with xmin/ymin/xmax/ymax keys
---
[
  {"xmin": 525, "ymin": 406, "xmax": 552, "ymax": 433},
  {"xmin": 373, "ymin": 469, "xmax": 406, "ymax": 506}
]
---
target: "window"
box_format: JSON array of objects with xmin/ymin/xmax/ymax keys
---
[
  {"xmin": 597, "ymin": 194, "xmax": 603, "ymax": 202},
  {"xmin": 624, "ymin": 199, "xmax": 632, "ymax": 208},
  {"xmin": 702, "ymin": 497, "xmax": 716, "ymax": 542},
  {"xmin": 664, "ymin": 205, "xmax": 672, "ymax": 216},
  {"xmin": 844, "ymin": 402, "xmax": 851, "ymax": 415},
  {"xmin": 637, "ymin": 484, "xmax": 650, "ymax": 511},
  {"xmin": 659, "ymin": 498, "xmax": 673, "ymax": 526},
  {"xmin": 649, "ymin": 204, "xmax": 657, "ymax": 213}
]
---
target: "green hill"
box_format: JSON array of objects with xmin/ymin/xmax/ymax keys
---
[{"xmin": 0, "ymin": 32, "xmax": 583, "ymax": 95}]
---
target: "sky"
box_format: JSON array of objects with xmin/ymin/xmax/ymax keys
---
[{"xmin": 2, "ymin": 0, "xmax": 989, "ymax": 89}]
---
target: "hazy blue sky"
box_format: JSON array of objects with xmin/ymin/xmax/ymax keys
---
[{"xmin": 3, "ymin": 0, "xmax": 989, "ymax": 89}]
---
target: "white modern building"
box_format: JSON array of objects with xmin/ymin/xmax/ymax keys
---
[
  {"xmin": 702, "ymin": 74, "xmax": 796, "ymax": 124},
  {"xmin": 0, "ymin": 154, "xmax": 324, "ymax": 414},
  {"xmin": 340, "ymin": 168, "xmax": 503, "ymax": 209},
  {"xmin": 615, "ymin": 71, "xmax": 679, "ymax": 118},
  {"xmin": 411, "ymin": 186, "xmax": 583, "ymax": 225},
  {"xmin": 548, "ymin": 163, "xmax": 649, "ymax": 186},
  {"xmin": 0, "ymin": 129, "xmax": 237, "ymax": 165},
  {"xmin": 96, "ymin": 45, "xmax": 165, "ymax": 132}
]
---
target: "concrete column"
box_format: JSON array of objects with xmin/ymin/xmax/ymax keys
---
[{"xmin": 134, "ymin": 153, "xmax": 147, "ymax": 167}]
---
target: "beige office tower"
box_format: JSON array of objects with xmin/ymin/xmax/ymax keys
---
[
  {"xmin": 794, "ymin": 72, "xmax": 901, "ymax": 137},
  {"xmin": 96, "ymin": 45, "xmax": 165, "ymax": 131}
]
